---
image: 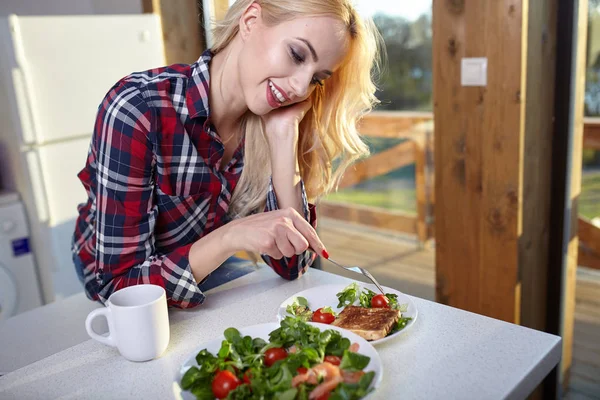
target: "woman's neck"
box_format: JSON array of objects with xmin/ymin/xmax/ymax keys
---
[{"xmin": 208, "ymin": 38, "xmax": 248, "ymax": 137}]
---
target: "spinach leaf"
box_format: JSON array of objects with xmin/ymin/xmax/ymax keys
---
[
  {"xmin": 274, "ymin": 388, "xmax": 298, "ymax": 400},
  {"xmin": 181, "ymin": 366, "xmax": 203, "ymax": 390},
  {"xmin": 358, "ymin": 288, "xmax": 376, "ymax": 308},
  {"xmin": 336, "ymin": 283, "xmax": 360, "ymax": 308},
  {"xmin": 339, "ymin": 350, "xmax": 370, "ymax": 371},
  {"xmin": 286, "ymin": 297, "xmax": 313, "ymax": 322},
  {"xmin": 190, "ymin": 383, "xmax": 214, "ymax": 400},
  {"xmin": 225, "ymin": 383, "xmax": 255, "ymax": 399},
  {"xmin": 390, "ymin": 316, "xmax": 413, "ymax": 334}
]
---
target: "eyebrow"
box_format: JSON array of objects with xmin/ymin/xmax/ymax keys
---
[{"xmin": 295, "ymin": 37, "xmax": 333, "ymax": 76}]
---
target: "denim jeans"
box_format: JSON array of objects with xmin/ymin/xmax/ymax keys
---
[{"xmin": 73, "ymin": 253, "xmax": 86, "ymax": 284}]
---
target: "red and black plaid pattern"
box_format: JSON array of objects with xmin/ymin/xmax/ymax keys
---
[{"xmin": 72, "ymin": 50, "xmax": 316, "ymax": 308}]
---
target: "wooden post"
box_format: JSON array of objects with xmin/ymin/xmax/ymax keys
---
[
  {"xmin": 434, "ymin": 0, "xmax": 528, "ymax": 321},
  {"xmin": 414, "ymin": 130, "xmax": 434, "ymax": 247},
  {"xmin": 142, "ymin": 0, "xmax": 205, "ymax": 64},
  {"xmin": 546, "ymin": 0, "xmax": 589, "ymax": 391},
  {"xmin": 414, "ymin": 138, "xmax": 427, "ymax": 246},
  {"xmin": 433, "ymin": 0, "xmax": 585, "ymax": 394},
  {"xmin": 425, "ymin": 129, "xmax": 435, "ymax": 242}
]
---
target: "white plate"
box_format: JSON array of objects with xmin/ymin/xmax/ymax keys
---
[
  {"xmin": 173, "ymin": 321, "xmax": 383, "ymax": 400},
  {"xmin": 277, "ymin": 283, "xmax": 418, "ymax": 345}
]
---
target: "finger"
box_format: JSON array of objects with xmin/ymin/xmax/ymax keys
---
[
  {"xmin": 290, "ymin": 212, "xmax": 327, "ymax": 258},
  {"xmin": 266, "ymin": 247, "xmax": 284, "ymax": 260},
  {"xmin": 286, "ymin": 227, "xmax": 310, "ymax": 254},
  {"xmin": 258, "ymin": 236, "xmax": 283, "ymax": 260},
  {"xmin": 275, "ymin": 232, "xmax": 296, "ymax": 259}
]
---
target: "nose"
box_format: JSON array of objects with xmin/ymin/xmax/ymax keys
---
[{"xmin": 289, "ymin": 71, "xmax": 311, "ymax": 99}]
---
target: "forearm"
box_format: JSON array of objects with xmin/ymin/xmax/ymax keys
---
[
  {"xmin": 269, "ymin": 133, "xmax": 303, "ymax": 215},
  {"xmin": 188, "ymin": 223, "xmax": 238, "ymax": 283}
]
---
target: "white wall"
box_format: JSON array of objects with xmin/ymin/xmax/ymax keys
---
[{"xmin": 0, "ymin": 0, "xmax": 142, "ymax": 16}]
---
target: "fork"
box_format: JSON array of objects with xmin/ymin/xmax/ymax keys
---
[{"xmin": 324, "ymin": 257, "xmax": 386, "ymax": 295}]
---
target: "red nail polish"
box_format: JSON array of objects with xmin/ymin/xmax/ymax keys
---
[{"xmin": 322, "ymin": 249, "xmax": 329, "ymax": 259}]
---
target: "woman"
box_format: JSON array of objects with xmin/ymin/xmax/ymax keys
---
[{"xmin": 72, "ymin": 0, "xmax": 382, "ymax": 308}]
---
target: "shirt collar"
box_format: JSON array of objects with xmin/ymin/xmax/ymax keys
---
[{"xmin": 186, "ymin": 49, "xmax": 213, "ymax": 119}]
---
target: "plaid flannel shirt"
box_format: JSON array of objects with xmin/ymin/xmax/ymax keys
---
[{"xmin": 72, "ymin": 50, "xmax": 317, "ymax": 308}]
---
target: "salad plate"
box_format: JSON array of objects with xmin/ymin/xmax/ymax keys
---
[
  {"xmin": 174, "ymin": 319, "xmax": 383, "ymax": 400},
  {"xmin": 277, "ymin": 283, "xmax": 418, "ymax": 345}
]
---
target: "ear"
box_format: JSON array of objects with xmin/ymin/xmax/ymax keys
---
[{"xmin": 239, "ymin": 2, "xmax": 262, "ymax": 42}]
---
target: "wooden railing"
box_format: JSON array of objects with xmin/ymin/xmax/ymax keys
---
[
  {"xmin": 320, "ymin": 112, "xmax": 435, "ymax": 244},
  {"xmin": 321, "ymin": 112, "xmax": 600, "ymax": 269}
]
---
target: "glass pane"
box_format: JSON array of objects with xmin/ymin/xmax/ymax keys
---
[
  {"xmin": 325, "ymin": 137, "xmax": 416, "ymax": 215},
  {"xmin": 319, "ymin": 1, "xmax": 435, "ymax": 300},
  {"xmin": 358, "ymin": 1, "xmax": 432, "ymax": 111}
]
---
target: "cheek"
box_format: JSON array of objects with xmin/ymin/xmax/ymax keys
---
[{"xmin": 301, "ymin": 85, "xmax": 318, "ymax": 101}]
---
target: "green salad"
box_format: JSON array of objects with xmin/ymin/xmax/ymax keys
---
[
  {"xmin": 286, "ymin": 283, "xmax": 413, "ymax": 335},
  {"xmin": 181, "ymin": 317, "xmax": 375, "ymax": 400}
]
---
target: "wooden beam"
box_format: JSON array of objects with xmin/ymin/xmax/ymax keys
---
[
  {"xmin": 579, "ymin": 217, "xmax": 600, "ymax": 256},
  {"xmin": 519, "ymin": 0, "xmax": 558, "ymax": 339},
  {"xmin": 558, "ymin": 0, "xmax": 588, "ymax": 391},
  {"xmin": 358, "ymin": 111, "xmax": 432, "ymax": 138},
  {"xmin": 358, "ymin": 111, "xmax": 600, "ymax": 150},
  {"xmin": 212, "ymin": 0, "xmax": 229, "ymax": 22},
  {"xmin": 578, "ymin": 245, "xmax": 600, "ymax": 270},
  {"xmin": 434, "ymin": 0, "xmax": 524, "ymax": 321},
  {"xmin": 338, "ymin": 141, "xmax": 415, "ymax": 189},
  {"xmin": 319, "ymin": 201, "xmax": 418, "ymax": 235},
  {"xmin": 143, "ymin": 0, "xmax": 205, "ymax": 64},
  {"xmin": 414, "ymin": 132, "xmax": 434, "ymax": 245},
  {"xmin": 583, "ymin": 117, "xmax": 600, "ymax": 150}
]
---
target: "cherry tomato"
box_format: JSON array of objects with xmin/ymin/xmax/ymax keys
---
[
  {"xmin": 212, "ymin": 370, "xmax": 241, "ymax": 399},
  {"xmin": 297, "ymin": 367, "xmax": 308, "ymax": 375},
  {"xmin": 264, "ymin": 347, "xmax": 288, "ymax": 367},
  {"xmin": 243, "ymin": 370, "xmax": 252, "ymax": 385},
  {"xmin": 371, "ymin": 294, "xmax": 390, "ymax": 308},
  {"xmin": 312, "ymin": 308, "xmax": 336, "ymax": 324},
  {"xmin": 324, "ymin": 355, "xmax": 342, "ymax": 366}
]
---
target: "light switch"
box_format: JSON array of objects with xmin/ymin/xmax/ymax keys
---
[{"xmin": 461, "ymin": 58, "xmax": 487, "ymax": 86}]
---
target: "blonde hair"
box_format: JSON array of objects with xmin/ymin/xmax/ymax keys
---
[{"xmin": 211, "ymin": 0, "xmax": 383, "ymax": 218}]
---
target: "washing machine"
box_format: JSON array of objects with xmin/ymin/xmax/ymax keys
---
[{"xmin": 0, "ymin": 192, "xmax": 43, "ymax": 321}]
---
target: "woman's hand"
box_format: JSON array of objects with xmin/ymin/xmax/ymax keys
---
[
  {"xmin": 261, "ymin": 99, "xmax": 312, "ymax": 144},
  {"xmin": 223, "ymin": 207, "xmax": 326, "ymax": 260}
]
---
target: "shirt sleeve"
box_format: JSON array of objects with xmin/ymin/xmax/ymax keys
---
[
  {"xmin": 261, "ymin": 178, "xmax": 318, "ymax": 279},
  {"xmin": 89, "ymin": 82, "xmax": 205, "ymax": 308}
]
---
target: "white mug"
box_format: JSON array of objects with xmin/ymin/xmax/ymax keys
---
[{"xmin": 85, "ymin": 284, "xmax": 170, "ymax": 362}]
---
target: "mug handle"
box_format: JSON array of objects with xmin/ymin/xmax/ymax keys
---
[{"xmin": 85, "ymin": 307, "xmax": 116, "ymax": 347}]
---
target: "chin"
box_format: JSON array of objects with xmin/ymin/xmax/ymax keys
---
[
  {"xmin": 251, "ymin": 106, "xmax": 271, "ymax": 116},
  {"xmin": 247, "ymin": 99, "xmax": 272, "ymax": 116}
]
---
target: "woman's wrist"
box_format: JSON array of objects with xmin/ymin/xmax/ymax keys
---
[{"xmin": 188, "ymin": 222, "xmax": 239, "ymax": 282}]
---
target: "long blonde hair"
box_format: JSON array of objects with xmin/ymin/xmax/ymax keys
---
[{"xmin": 211, "ymin": 0, "xmax": 383, "ymax": 217}]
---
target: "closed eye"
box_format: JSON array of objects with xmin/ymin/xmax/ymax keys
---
[
  {"xmin": 290, "ymin": 47, "xmax": 304, "ymax": 64},
  {"xmin": 290, "ymin": 46, "xmax": 325, "ymax": 86}
]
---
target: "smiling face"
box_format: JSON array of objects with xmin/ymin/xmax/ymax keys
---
[{"xmin": 237, "ymin": 4, "xmax": 350, "ymax": 115}]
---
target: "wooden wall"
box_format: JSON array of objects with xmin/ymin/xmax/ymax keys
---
[
  {"xmin": 433, "ymin": 0, "xmax": 586, "ymax": 391},
  {"xmin": 434, "ymin": 0, "xmax": 531, "ymax": 322}
]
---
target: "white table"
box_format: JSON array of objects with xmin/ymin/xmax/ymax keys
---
[{"xmin": 0, "ymin": 267, "xmax": 561, "ymax": 400}]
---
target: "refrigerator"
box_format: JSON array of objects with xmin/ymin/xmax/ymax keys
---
[{"xmin": 0, "ymin": 14, "xmax": 167, "ymax": 305}]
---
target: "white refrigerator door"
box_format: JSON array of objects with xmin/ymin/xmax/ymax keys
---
[
  {"xmin": 7, "ymin": 14, "xmax": 167, "ymax": 226},
  {"xmin": 0, "ymin": 15, "xmax": 168, "ymax": 302},
  {"xmin": 9, "ymin": 14, "xmax": 166, "ymax": 145}
]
